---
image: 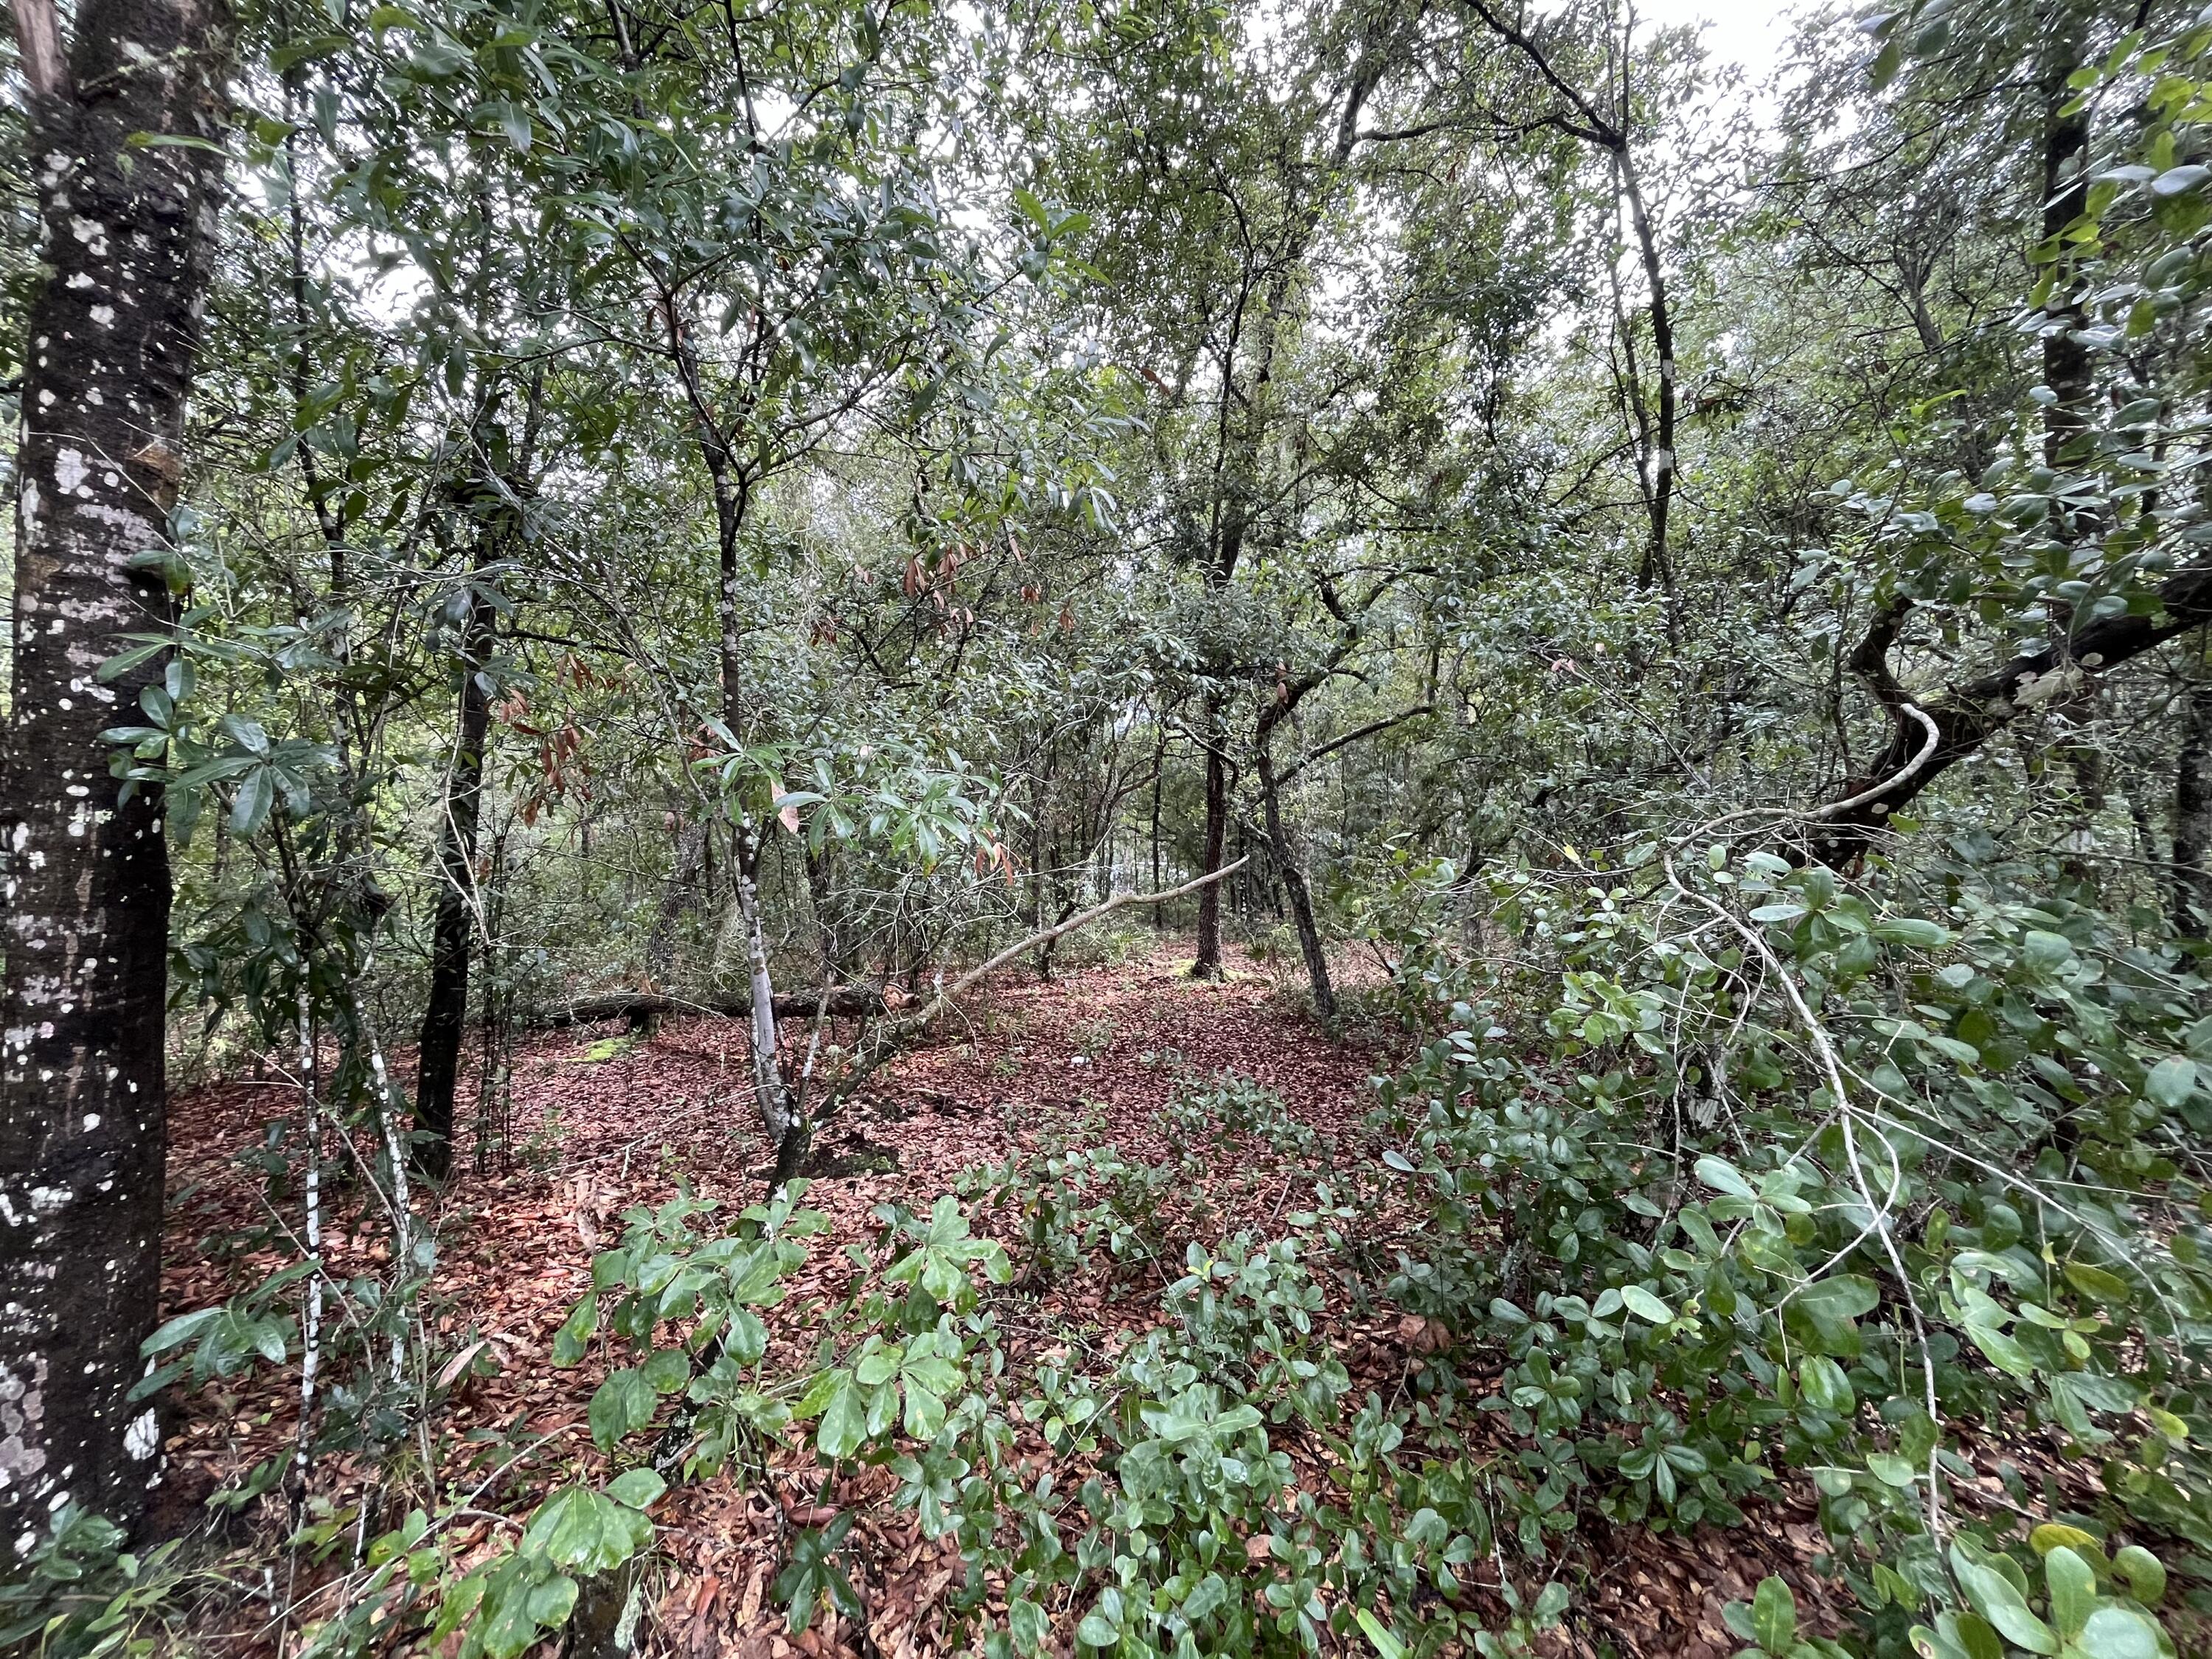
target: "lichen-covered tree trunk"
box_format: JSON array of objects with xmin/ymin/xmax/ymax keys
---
[
  {"xmin": 737, "ymin": 828, "xmax": 801, "ymax": 1183},
  {"xmin": 0, "ymin": 0, "xmax": 231, "ymax": 1548}
]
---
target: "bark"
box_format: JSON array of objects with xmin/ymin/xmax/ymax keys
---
[
  {"xmin": 1812, "ymin": 566, "xmax": 2212, "ymax": 863},
  {"xmin": 412, "ymin": 551, "xmax": 497, "ymax": 1181},
  {"xmin": 1256, "ymin": 747, "xmax": 1335, "ymax": 1018},
  {"xmin": 2176, "ymin": 658, "xmax": 2212, "ymax": 939},
  {"xmin": 1192, "ymin": 714, "xmax": 1231, "ymax": 978},
  {"xmin": 0, "ymin": 0, "xmax": 233, "ymax": 1548},
  {"xmin": 1619, "ymin": 152, "xmax": 1676, "ymax": 594},
  {"xmin": 0, "ymin": 0, "xmax": 232, "ymax": 1548},
  {"xmin": 641, "ymin": 819, "xmax": 710, "ymax": 990},
  {"xmin": 734, "ymin": 827, "xmax": 799, "ymax": 1179}
]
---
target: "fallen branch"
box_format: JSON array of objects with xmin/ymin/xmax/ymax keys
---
[
  {"xmin": 527, "ymin": 986, "xmax": 886, "ymax": 1030},
  {"xmin": 781, "ymin": 857, "xmax": 1255, "ymax": 1182},
  {"xmin": 916, "ymin": 855, "xmax": 1253, "ymax": 1023}
]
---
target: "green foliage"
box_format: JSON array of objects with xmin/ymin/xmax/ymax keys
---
[{"xmin": 0, "ymin": 1507, "xmax": 190, "ymax": 1658}]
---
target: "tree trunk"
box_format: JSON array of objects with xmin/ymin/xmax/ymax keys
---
[
  {"xmin": 1192, "ymin": 699, "xmax": 1230, "ymax": 978},
  {"xmin": 1148, "ymin": 741, "xmax": 1165, "ymax": 928},
  {"xmin": 412, "ymin": 553, "xmax": 497, "ymax": 1180},
  {"xmin": 0, "ymin": 0, "xmax": 231, "ymax": 1548},
  {"xmin": 800, "ymin": 835, "xmax": 852, "ymax": 980},
  {"xmin": 1256, "ymin": 749, "xmax": 1335, "ymax": 1018},
  {"xmin": 2176, "ymin": 658, "xmax": 2212, "ymax": 939},
  {"xmin": 642, "ymin": 818, "xmax": 710, "ymax": 992},
  {"xmin": 734, "ymin": 827, "xmax": 799, "ymax": 1178}
]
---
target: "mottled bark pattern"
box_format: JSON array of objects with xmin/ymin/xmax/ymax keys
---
[{"xmin": 1, "ymin": 0, "xmax": 231, "ymax": 1548}]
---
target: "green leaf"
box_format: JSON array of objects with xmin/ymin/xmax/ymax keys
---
[
  {"xmin": 1964, "ymin": 1321, "xmax": 2035, "ymax": 1380},
  {"xmin": 142, "ymin": 1305, "xmax": 225, "ymax": 1356},
  {"xmin": 1752, "ymin": 1576, "xmax": 1796, "ymax": 1654},
  {"xmin": 818, "ymin": 1374, "xmax": 866, "ymax": 1459},
  {"xmin": 1950, "ymin": 1546, "xmax": 2056, "ymax": 1655},
  {"xmin": 1695, "ymin": 1156, "xmax": 1755, "ymax": 1197},
  {"xmin": 588, "ymin": 1368, "xmax": 655, "ymax": 1450},
  {"xmin": 230, "ymin": 766, "xmax": 274, "ymax": 834},
  {"xmin": 2145, "ymin": 1055, "xmax": 2198, "ymax": 1110},
  {"xmin": 1620, "ymin": 1286, "xmax": 1673, "ymax": 1324},
  {"xmin": 2076, "ymin": 1606, "xmax": 2160, "ymax": 1659},
  {"xmin": 2030, "ymin": 1523, "xmax": 2100, "ymax": 1557},
  {"xmin": 1077, "ymin": 1610, "xmax": 1118, "ymax": 1649},
  {"xmin": 523, "ymin": 1573, "xmax": 579, "ymax": 1630},
  {"xmin": 552, "ymin": 1298, "xmax": 595, "ymax": 1367},
  {"xmin": 2112, "ymin": 1546, "xmax": 2165, "ymax": 1606},
  {"xmin": 1799, "ymin": 1356, "xmax": 1855, "ymax": 1413},
  {"xmin": 1873, "ymin": 917, "xmax": 1950, "ymax": 948},
  {"xmin": 902, "ymin": 1382, "xmax": 946, "ymax": 1440},
  {"xmin": 2044, "ymin": 1546, "xmax": 2093, "ymax": 1638},
  {"xmin": 1867, "ymin": 1452, "xmax": 1916, "ymax": 1488},
  {"xmin": 1354, "ymin": 1609, "xmax": 1408, "ymax": 1659},
  {"xmin": 97, "ymin": 638, "xmax": 169, "ymax": 682},
  {"xmin": 1009, "ymin": 1597, "xmax": 1049, "ymax": 1655},
  {"xmin": 607, "ymin": 1468, "xmax": 666, "ymax": 1510},
  {"xmin": 2062, "ymin": 1261, "xmax": 2130, "ymax": 1305},
  {"xmin": 524, "ymin": 1486, "xmax": 651, "ymax": 1575},
  {"xmin": 1788, "ymin": 1274, "xmax": 1880, "ymax": 1354},
  {"xmin": 641, "ymin": 1348, "xmax": 691, "ymax": 1394}
]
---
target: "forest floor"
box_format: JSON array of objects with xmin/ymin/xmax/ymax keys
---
[{"xmin": 159, "ymin": 939, "xmax": 1856, "ymax": 1659}]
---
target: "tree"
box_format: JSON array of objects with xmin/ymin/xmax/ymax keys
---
[{"xmin": 1, "ymin": 0, "xmax": 232, "ymax": 1544}]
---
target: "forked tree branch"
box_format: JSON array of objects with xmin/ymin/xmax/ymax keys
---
[{"xmin": 1812, "ymin": 560, "xmax": 2212, "ymax": 860}]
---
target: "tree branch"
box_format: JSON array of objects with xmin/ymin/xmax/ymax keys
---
[
  {"xmin": 10, "ymin": 0, "xmax": 69, "ymax": 104},
  {"xmin": 1812, "ymin": 561, "xmax": 2212, "ymax": 859},
  {"xmin": 1274, "ymin": 705, "xmax": 1435, "ymax": 788}
]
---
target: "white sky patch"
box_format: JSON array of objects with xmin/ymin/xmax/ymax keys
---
[{"xmin": 1636, "ymin": 0, "xmax": 1805, "ymax": 125}]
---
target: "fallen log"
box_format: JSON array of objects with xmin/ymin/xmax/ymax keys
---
[{"xmin": 529, "ymin": 985, "xmax": 886, "ymax": 1030}]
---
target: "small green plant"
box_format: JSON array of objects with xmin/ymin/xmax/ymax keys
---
[
  {"xmin": 435, "ymin": 1183, "xmax": 826, "ymax": 1656},
  {"xmin": 516, "ymin": 1098, "xmax": 570, "ymax": 1172},
  {"xmin": 0, "ymin": 1505, "xmax": 191, "ymax": 1657},
  {"xmin": 1069, "ymin": 1014, "xmax": 1117, "ymax": 1062},
  {"xmin": 1167, "ymin": 1072, "xmax": 1321, "ymax": 1161}
]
